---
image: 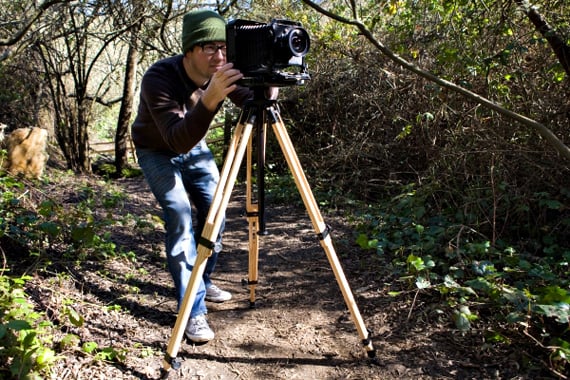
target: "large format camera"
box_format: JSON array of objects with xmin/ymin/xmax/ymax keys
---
[{"xmin": 226, "ymin": 19, "xmax": 311, "ymax": 87}]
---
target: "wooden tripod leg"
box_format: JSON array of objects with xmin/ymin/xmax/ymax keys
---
[
  {"xmin": 162, "ymin": 114, "xmax": 255, "ymax": 373},
  {"xmin": 268, "ymin": 108, "xmax": 377, "ymax": 359},
  {"xmin": 245, "ymin": 129, "xmax": 260, "ymax": 307}
]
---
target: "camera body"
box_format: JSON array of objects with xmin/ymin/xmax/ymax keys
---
[{"xmin": 226, "ymin": 19, "xmax": 311, "ymax": 87}]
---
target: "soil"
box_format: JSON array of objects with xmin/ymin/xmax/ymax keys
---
[{"xmin": 10, "ymin": 175, "xmax": 561, "ymax": 380}]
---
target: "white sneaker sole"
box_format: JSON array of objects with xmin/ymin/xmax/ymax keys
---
[
  {"xmin": 205, "ymin": 295, "xmax": 232, "ymax": 303},
  {"xmin": 185, "ymin": 331, "xmax": 215, "ymax": 343}
]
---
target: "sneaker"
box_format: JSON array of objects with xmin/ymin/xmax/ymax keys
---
[
  {"xmin": 206, "ymin": 284, "xmax": 232, "ymax": 303},
  {"xmin": 185, "ymin": 314, "xmax": 214, "ymax": 343}
]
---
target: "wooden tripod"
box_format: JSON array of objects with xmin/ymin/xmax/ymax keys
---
[{"xmin": 161, "ymin": 95, "xmax": 377, "ymax": 376}]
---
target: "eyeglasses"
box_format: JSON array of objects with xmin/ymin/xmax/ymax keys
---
[{"xmin": 200, "ymin": 43, "xmax": 227, "ymax": 56}]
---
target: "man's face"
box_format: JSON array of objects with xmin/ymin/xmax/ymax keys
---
[{"xmin": 186, "ymin": 41, "xmax": 227, "ymax": 83}]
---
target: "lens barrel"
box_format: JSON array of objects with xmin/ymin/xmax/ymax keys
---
[{"xmin": 288, "ymin": 29, "xmax": 310, "ymax": 57}]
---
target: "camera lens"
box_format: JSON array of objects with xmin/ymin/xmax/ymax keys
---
[{"xmin": 288, "ymin": 28, "xmax": 310, "ymax": 57}]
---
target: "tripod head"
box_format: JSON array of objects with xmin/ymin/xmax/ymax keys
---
[{"xmin": 242, "ymin": 86, "xmax": 279, "ymax": 109}]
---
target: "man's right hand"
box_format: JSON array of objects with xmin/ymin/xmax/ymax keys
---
[{"xmin": 201, "ymin": 63, "xmax": 244, "ymax": 111}]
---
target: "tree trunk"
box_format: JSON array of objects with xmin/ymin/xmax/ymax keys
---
[
  {"xmin": 515, "ymin": 0, "xmax": 570, "ymax": 77},
  {"xmin": 114, "ymin": 26, "xmax": 139, "ymax": 176},
  {"xmin": 76, "ymin": 102, "xmax": 91, "ymax": 173}
]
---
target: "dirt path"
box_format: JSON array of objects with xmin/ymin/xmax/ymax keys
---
[{"xmin": 32, "ymin": 176, "xmax": 543, "ymax": 379}]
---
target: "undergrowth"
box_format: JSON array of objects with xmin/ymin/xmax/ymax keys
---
[
  {"xmin": 0, "ymin": 165, "xmax": 147, "ymax": 379},
  {"xmin": 351, "ymin": 182, "xmax": 570, "ymax": 377}
]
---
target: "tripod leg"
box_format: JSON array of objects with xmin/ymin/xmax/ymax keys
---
[
  {"xmin": 245, "ymin": 131, "xmax": 260, "ymax": 307},
  {"xmin": 268, "ymin": 107, "xmax": 377, "ymax": 360},
  {"xmin": 162, "ymin": 112, "xmax": 256, "ymax": 373}
]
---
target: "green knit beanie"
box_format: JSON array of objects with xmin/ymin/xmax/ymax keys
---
[{"xmin": 182, "ymin": 10, "xmax": 226, "ymax": 54}]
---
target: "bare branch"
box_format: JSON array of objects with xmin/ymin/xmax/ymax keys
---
[
  {"xmin": 0, "ymin": 0, "xmax": 73, "ymax": 46},
  {"xmin": 159, "ymin": 0, "xmax": 174, "ymax": 52}
]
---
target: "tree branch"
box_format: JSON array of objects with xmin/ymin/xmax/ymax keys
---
[
  {"xmin": 0, "ymin": 0, "xmax": 71, "ymax": 46},
  {"xmin": 515, "ymin": 0, "xmax": 570, "ymax": 77}
]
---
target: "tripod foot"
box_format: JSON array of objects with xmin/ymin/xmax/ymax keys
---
[
  {"xmin": 249, "ymin": 301, "xmax": 256, "ymax": 309},
  {"xmin": 369, "ymin": 354, "xmax": 382, "ymax": 366},
  {"xmin": 160, "ymin": 368, "xmax": 171, "ymax": 379},
  {"xmin": 161, "ymin": 354, "xmax": 183, "ymax": 379},
  {"xmin": 362, "ymin": 332, "xmax": 378, "ymax": 364}
]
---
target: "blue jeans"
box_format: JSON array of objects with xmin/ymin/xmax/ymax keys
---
[{"xmin": 136, "ymin": 140, "xmax": 224, "ymax": 317}]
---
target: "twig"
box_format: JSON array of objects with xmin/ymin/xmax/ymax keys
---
[
  {"xmin": 522, "ymin": 330, "xmax": 569, "ymax": 379},
  {"xmin": 0, "ymin": 246, "xmax": 6, "ymax": 276},
  {"xmin": 407, "ymin": 288, "xmax": 420, "ymax": 320}
]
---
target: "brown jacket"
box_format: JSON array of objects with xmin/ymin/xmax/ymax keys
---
[{"xmin": 131, "ymin": 54, "xmax": 251, "ymax": 153}]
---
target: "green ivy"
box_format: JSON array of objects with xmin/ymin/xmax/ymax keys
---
[
  {"xmin": 0, "ymin": 275, "xmax": 60, "ymax": 379},
  {"xmin": 354, "ymin": 181, "xmax": 570, "ymax": 372}
]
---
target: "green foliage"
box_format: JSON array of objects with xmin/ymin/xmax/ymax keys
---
[
  {"xmin": 90, "ymin": 105, "xmax": 121, "ymax": 141},
  {"xmin": 81, "ymin": 341, "xmax": 127, "ymax": 363},
  {"xmin": 354, "ymin": 181, "xmax": 570, "ymax": 373},
  {"xmin": 92, "ymin": 161, "xmax": 143, "ymax": 179},
  {"xmin": 0, "ymin": 275, "xmax": 60, "ymax": 379},
  {"xmin": 263, "ymin": 164, "xmax": 302, "ymax": 205}
]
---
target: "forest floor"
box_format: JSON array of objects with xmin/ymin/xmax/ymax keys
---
[{"xmin": 10, "ymin": 173, "xmax": 562, "ymax": 380}]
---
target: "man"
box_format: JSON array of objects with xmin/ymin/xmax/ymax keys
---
[{"xmin": 131, "ymin": 9, "xmax": 251, "ymax": 342}]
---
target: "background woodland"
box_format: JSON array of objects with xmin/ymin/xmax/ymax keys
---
[{"xmin": 0, "ymin": 0, "xmax": 569, "ymax": 379}]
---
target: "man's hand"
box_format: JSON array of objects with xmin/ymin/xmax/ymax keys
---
[{"xmin": 201, "ymin": 63, "xmax": 243, "ymax": 111}]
